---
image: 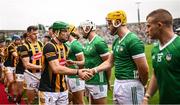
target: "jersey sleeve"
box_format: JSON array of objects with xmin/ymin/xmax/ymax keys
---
[
  {"xmin": 95, "ymin": 40, "xmax": 109, "ymax": 57},
  {"xmin": 43, "ymin": 43, "xmax": 58, "ymax": 62},
  {"xmin": 8, "ymin": 45, "xmax": 15, "ymax": 54},
  {"xmin": 128, "ymin": 36, "xmax": 145, "ymax": 59},
  {"xmin": 20, "ymin": 45, "xmax": 29, "ymax": 58},
  {"xmin": 72, "ymin": 42, "xmax": 83, "ymax": 56}
]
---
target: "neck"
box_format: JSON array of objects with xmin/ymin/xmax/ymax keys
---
[
  {"xmin": 29, "ymin": 38, "xmax": 37, "ymax": 44},
  {"xmin": 159, "ymin": 28, "xmax": 175, "ymax": 46},
  {"xmin": 117, "ymin": 26, "xmax": 129, "ymax": 39},
  {"xmin": 88, "ymin": 31, "xmax": 95, "ymax": 42},
  {"xmin": 54, "ymin": 37, "xmax": 62, "ymax": 45},
  {"xmin": 68, "ymin": 36, "xmax": 74, "ymax": 43}
]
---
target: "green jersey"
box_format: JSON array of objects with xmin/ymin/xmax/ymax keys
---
[
  {"xmin": 67, "ymin": 39, "xmax": 84, "ymax": 78},
  {"xmin": 152, "ymin": 35, "xmax": 180, "ymax": 104},
  {"xmin": 84, "ymin": 35, "xmax": 109, "ymax": 85},
  {"xmin": 112, "ymin": 32, "xmax": 145, "ymax": 80}
]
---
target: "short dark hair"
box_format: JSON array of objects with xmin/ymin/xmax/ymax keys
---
[
  {"xmin": 27, "ymin": 26, "xmax": 38, "ymax": 32},
  {"xmin": 48, "ymin": 26, "xmax": 52, "ymax": 30},
  {"xmin": 44, "ymin": 35, "xmax": 51, "ymax": 40},
  {"xmin": 22, "ymin": 32, "xmax": 28, "ymax": 39},
  {"xmin": 146, "ymin": 9, "xmax": 173, "ymax": 27}
]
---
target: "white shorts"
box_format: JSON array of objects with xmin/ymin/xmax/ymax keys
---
[
  {"xmin": 6, "ymin": 67, "xmax": 15, "ymax": 74},
  {"xmin": 85, "ymin": 84, "xmax": 107, "ymax": 99},
  {"xmin": 15, "ymin": 74, "xmax": 24, "ymax": 82},
  {"xmin": 113, "ymin": 79, "xmax": 144, "ymax": 105},
  {"xmin": 24, "ymin": 72, "xmax": 41, "ymax": 90},
  {"xmin": 67, "ymin": 77, "xmax": 85, "ymax": 92},
  {"xmin": 39, "ymin": 90, "xmax": 69, "ymax": 105}
]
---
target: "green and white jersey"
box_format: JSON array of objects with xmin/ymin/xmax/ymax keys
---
[
  {"xmin": 67, "ymin": 39, "xmax": 84, "ymax": 78},
  {"xmin": 152, "ymin": 35, "xmax": 180, "ymax": 104},
  {"xmin": 112, "ymin": 32, "xmax": 145, "ymax": 80},
  {"xmin": 84, "ymin": 35, "xmax": 109, "ymax": 85}
]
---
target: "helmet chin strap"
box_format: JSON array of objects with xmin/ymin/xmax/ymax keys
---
[
  {"xmin": 110, "ymin": 20, "xmax": 121, "ymax": 36},
  {"xmin": 83, "ymin": 26, "xmax": 93, "ymax": 39},
  {"xmin": 55, "ymin": 31, "xmax": 67, "ymax": 43},
  {"xmin": 111, "ymin": 28, "xmax": 118, "ymax": 36}
]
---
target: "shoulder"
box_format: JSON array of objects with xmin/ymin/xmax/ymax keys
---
[
  {"xmin": 126, "ymin": 32, "xmax": 140, "ymax": 42},
  {"xmin": 43, "ymin": 42, "xmax": 56, "ymax": 53},
  {"xmin": 37, "ymin": 40, "xmax": 43, "ymax": 47}
]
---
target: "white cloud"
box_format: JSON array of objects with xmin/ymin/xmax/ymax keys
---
[{"xmin": 0, "ymin": 0, "xmax": 179, "ymax": 30}]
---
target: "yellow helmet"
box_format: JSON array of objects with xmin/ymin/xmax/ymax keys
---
[
  {"xmin": 68, "ymin": 24, "xmax": 77, "ymax": 33},
  {"xmin": 106, "ymin": 10, "xmax": 127, "ymax": 25}
]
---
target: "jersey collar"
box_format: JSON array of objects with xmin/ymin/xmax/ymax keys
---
[
  {"xmin": 89, "ymin": 34, "xmax": 97, "ymax": 44},
  {"xmin": 70, "ymin": 39, "xmax": 76, "ymax": 44},
  {"xmin": 118, "ymin": 31, "xmax": 130, "ymax": 44},
  {"xmin": 159, "ymin": 34, "xmax": 177, "ymax": 51}
]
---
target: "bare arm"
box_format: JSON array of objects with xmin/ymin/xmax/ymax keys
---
[
  {"xmin": 12, "ymin": 51, "xmax": 18, "ymax": 57},
  {"xmin": 101, "ymin": 52, "xmax": 112, "ymax": 90},
  {"xmin": 49, "ymin": 59, "xmax": 77, "ymax": 75},
  {"xmin": 134, "ymin": 56, "xmax": 149, "ymax": 86},
  {"xmin": 22, "ymin": 57, "xmax": 42, "ymax": 70},
  {"xmin": 142, "ymin": 71, "xmax": 158, "ymax": 104},
  {"xmin": 49, "ymin": 59, "xmax": 93, "ymax": 80},
  {"xmin": 146, "ymin": 71, "xmax": 158, "ymax": 97},
  {"xmin": 75, "ymin": 53, "xmax": 84, "ymax": 69},
  {"xmin": 95, "ymin": 53, "xmax": 114, "ymax": 73}
]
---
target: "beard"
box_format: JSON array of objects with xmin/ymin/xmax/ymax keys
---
[
  {"xmin": 109, "ymin": 28, "xmax": 118, "ymax": 36},
  {"xmin": 57, "ymin": 37, "xmax": 67, "ymax": 43}
]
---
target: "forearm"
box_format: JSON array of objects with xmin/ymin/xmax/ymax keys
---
[
  {"xmin": 54, "ymin": 65, "xmax": 77, "ymax": 75},
  {"xmin": 73, "ymin": 60, "xmax": 84, "ymax": 67},
  {"xmin": 105, "ymin": 69, "xmax": 111, "ymax": 81},
  {"xmin": 145, "ymin": 72, "xmax": 158, "ymax": 98},
  {"xmin": 25, "ymin": 63, "xmax": 42, "ymax": 70},
  {"xmin": 95, "ymin": 61, "xmax": 113, "ymax": 73},
  {"xmin": 139, "ymin": 69, "xmax": 149, "ymax": 86}
]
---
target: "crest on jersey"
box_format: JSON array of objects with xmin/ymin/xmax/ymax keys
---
[
  {"xmin": 166, "ymin": 54, "xmax": 172, "ymax": 61},
  {"xmin": 119, "ymin": 46, "xmax": 123, "ymax": 52}
]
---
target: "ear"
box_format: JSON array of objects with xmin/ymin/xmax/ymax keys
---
[{"xmin": 157, "ymin": 22, "xmax": 163, "ymax": 28}]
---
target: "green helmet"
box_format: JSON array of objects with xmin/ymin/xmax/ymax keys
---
[{"xmin": 52, "ymin": 21, "xmax": 69, "ymax": 31}]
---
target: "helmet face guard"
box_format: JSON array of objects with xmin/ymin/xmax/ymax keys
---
[
  {"xmin": 52, "ymin": 21, "xmax": 69, "ymax": 43},
  {"xmin": 106, "ymin": 10, "xmax": 127, "ymax": 36},
  {"xmin": 106, "ymin": 10, "xmax": 127, "ymax": 27},
  {"xmin": 79, "ymin": 20, "xmax": 96, "ymax": 39}
]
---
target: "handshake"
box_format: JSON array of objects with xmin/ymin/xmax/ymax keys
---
[{"xmin": 76, "ymin": 68, "xmax": 98, "ymax": 81}]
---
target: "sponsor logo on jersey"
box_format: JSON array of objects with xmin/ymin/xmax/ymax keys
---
[
  {"xmin": 59, "ymin": 58, "xmax": 66, "ymax": 66},
  {"xmin": 166, "ymin": 54, "xmax": 172, "ymax": 61},
  {"xmin": 31, "ymin": 52, "xmax": 42, "ymax": 60}
]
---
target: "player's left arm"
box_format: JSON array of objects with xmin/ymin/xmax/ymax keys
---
[
  {"xmin": 96, "ymin": 40, "xmax": 112, "ymax": 88},
  {"xmin": 130, "ymin": 37, "xmax": 149, "ymax": 86},
  {"xmin": 134, "ymin": 56, "xmax": 149, "ymax": 86}
]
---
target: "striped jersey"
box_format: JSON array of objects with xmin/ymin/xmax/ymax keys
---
[{"xmin": 39, "ymin": 39, "xmax": 68, "ymax": 92}]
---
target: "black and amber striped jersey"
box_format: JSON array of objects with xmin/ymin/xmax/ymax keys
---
[
  {"xmin": 20, "ymin": 41, "xmax": 43, "ymax": 73},
  {"xmin": 39, "ymin": 39, "xmax": 68, "ymax": 92},
  {"xmin": 15, "ymin": 44, "xmax": 26, "ymax": 74},
  {"xmin": 4, "ymin": 43, "xmax": 18, "ymax": 67}
]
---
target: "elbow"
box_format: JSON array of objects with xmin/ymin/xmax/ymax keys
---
[{"xmin": 23, "ymin": 63, "xmax": 29, "ymax": 69}]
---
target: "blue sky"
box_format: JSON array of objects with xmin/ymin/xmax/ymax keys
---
[{"xmin": 0, "ymin": 0, "xmax": 179, "ymax": 30}]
